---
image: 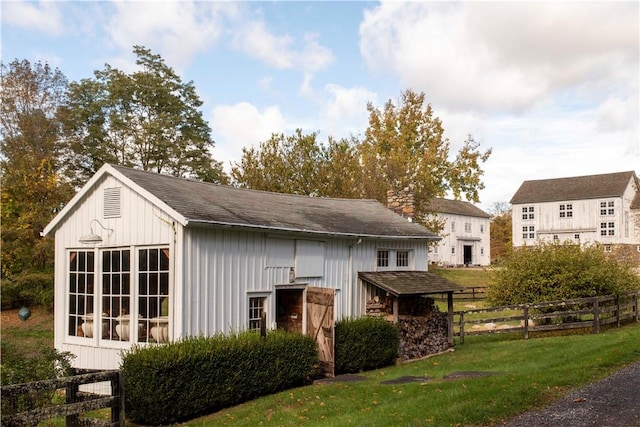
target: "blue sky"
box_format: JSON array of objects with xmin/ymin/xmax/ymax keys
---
[{"xmin": 2, "ymin": 1, "xmax": 639, "ymax": 211}]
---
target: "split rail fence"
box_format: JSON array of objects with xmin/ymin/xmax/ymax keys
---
[
  {"xmin": 455, "ymin": 291, "xmax": 639, "ymax": 344},
  {"xmin": 1, "ymin": 370, "xmax": 124, "ymax": 427}
]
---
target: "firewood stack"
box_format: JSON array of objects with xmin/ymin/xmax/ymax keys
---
[{"xmin": 397, "ymin": 311, "xmax": 449, "ymax": 360}]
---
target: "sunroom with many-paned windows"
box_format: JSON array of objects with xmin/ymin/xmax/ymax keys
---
[{"xmin": 68, "ymin": 247, "xmax": 169, "ymax": 345}]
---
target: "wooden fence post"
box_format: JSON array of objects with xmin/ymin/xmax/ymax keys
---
[
  {"xmin": 523, "ymin": 305, "xmax": 529, "ymax": 340},
  {"xmin": 634, "ymin": 293, "xmax": 639, "ymax": 322},
  {"xmin": 112, "ymin": 370, "xmax": 125, "ymax": 427},
  {"xmin": 65, "ymin": 382, "xmax": 79, "ymax": 427},
  {"xmin": 459, "ymin": 312, "xmax": 465, "ymax": 345},
  {"xmin": 593, "ymin": 297, "xmax": 600, "ymax": 334},
  {"xmin": 615, "ymin": 294, "xmax": 621, "ymax": 328}
]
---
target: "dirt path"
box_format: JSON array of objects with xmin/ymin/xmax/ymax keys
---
[{"xmin": 499, "ymin": 361, "xmax": 640, "ymax": 426}]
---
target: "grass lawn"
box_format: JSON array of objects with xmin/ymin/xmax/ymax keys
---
[
  {"xmin": 430, "ymin": 267, "xmax": 493, "ymax": 288},
  {"xmin": 3, "ymin": 306, "xmax": 639, "ymax": 427},
  {"xmin": 186, "ymin": 324, "xmax": 640, "ymax": 427}
]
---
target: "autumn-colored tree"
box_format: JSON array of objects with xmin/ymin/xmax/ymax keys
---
[
  {"xmin": 0, "ymin": 59, "xmax": 74, "ymax": 308},
  {"xmin": 63, "ymin": 46, "xmax": 225, "ymax": 187},
  {"xmin": 489, "ymin": 202, "xmax": 512, "ymax": 263},
  {"xmin": 359, "ymin": 89, "xmax": 492, "ymax": 220}
]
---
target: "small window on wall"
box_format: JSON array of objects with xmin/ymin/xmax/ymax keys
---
[
  {"xmin": 396, "ymin": 250, "xmax": 409, "ymax": 267},
  {"xmin": 248, "ymin": 297, "xmax": 266, "ymax": 331},
  {"xmin": 377, "ymin": 250, "xmax": 389, "ymax": 267},
  {"xmin": 451, "ymin": 221, "xmax": 456, "ymax": 232}
]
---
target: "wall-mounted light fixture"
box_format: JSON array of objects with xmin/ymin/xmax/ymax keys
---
[{"xmin": 79, "ymin": 219, "xmax": 114, "ymax": 245}]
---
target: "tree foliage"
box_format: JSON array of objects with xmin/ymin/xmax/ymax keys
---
[
  {"xmin": 231, "ymin": 130, "xmax": 364, "ymax": 198},
  {"xmin": 0, "ymin": 59, "xmax": 73, "ymax": 307},
  {"xmin": 487, "ymin": 242, "xmax": 640, "ymax": 306},
  {"xmin": 489, "ymin": 202, "xmax": 512, "ymax": 263},
  {"xmin": 231, "ymin": 89, "xmax": 492, "ymax": 224},
  {"xmin": 63, "ymin": 45, "xmax": 225, "ymax": 186},
  {"xmin": 360, "ymin": 90, "xmax": 491, "ymax": 215}
]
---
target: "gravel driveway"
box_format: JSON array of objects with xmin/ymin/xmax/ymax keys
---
[{"xmin": 500, "ymin": 361, "xmax": 640, "ymax": 426}]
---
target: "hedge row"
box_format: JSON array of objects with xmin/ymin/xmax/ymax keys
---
[
  {"xmin": 121, "ymin": 330, "xmax": 319, "ymax": 425},
  {"xmin": 335, "ymin": 317, "xmax": 399, "ymax": 374}
]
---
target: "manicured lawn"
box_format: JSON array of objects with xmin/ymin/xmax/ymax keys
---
[
  {"xmin": 185, "ymin": 324, "xmax": 640, "ymax": 427},
  {"xmin": 430, "ymin": 267, "xmax": 493, "ymax": 288}
]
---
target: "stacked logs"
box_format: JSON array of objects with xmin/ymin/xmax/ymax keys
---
[{"xmin": 397, "ymin": 311, "xmax": 448, "ymax": 360}]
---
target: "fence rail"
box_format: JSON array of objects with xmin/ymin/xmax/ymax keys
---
[
  {"xmin": 1, "ymin": 370, "xmax": 124, "ymax": 427},
  {"xmin": 455, "ymin": 291, "xmax": 639, "ymax": 344}
]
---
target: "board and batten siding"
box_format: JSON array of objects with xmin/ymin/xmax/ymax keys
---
[
  {"xmin": 53, "ymin": 174, "xmax": 175, "ymax": 370},
  {"xmin": 179, "ymin": 229, "xmax": 429, "ymax": 336}
]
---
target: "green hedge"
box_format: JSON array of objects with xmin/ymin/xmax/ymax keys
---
[
  {"xmin": 121, "ymin": 330, "xmax": 319, "ymax": 425},
  {"xmin": 335, "ymin": 317, "xmax": 399, "ymax": 374}
]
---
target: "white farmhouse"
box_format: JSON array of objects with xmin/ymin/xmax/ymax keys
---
[
  {"xmin": 42, "ymin": 164, "xmax": 463, "ymax": 374},
  {"xmin": 510, "ymin": 171, "xmax": 640, "ymax": 261},
  {"xmin": 425, "ymin": 198, "xmax": 491, "ymax": 267}
]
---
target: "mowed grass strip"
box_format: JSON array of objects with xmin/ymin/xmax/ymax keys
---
[{"xmin": 184, "ymin": 324, "xmax": 640, "ymax": 427}]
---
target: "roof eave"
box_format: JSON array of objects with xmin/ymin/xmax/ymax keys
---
[{"xmin": 185, "ymin": 219, "xmax": 441, "ymax": 241}]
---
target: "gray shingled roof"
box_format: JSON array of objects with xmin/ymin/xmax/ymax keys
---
[
  {"xmin": 510, "ymin": 171, "xmax": 637, "ymax": 204},
  {"xmin": 358, "ymin": 271, "xmax": 464, "ymax": 295},
  {"xmin": 112, "ymin": 165, "xmax": 439, "ymax": 239},
  {"xmin": 426, "ymin": 197, "xmax": 491, "ymax": 218}
]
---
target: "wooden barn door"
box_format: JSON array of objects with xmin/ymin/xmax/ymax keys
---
[{"xmin": 306, "ymin": 287, "xmax": 335, "ymax": 377}]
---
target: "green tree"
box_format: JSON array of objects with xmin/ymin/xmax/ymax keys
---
[
  {"xmin": 63, "ymin": 45, "xmax": 225, "ymax": 186},
  {"xmin": 487, "ymin": 242, "xmax": 640, "ymax": 306},
  {"xmin": 0, "ymin": 59, "xmax": 73, "ymax": 308},
  {"xmin": 231, "ymin": 130, "xmax": 365, "ymax": 198},
  {"xmin": 489, "ymin": 202, "xmax": 512, "ymax": 263},
  {"xmin": 359, "ymin": 90, "xmax": 491, "ymax": 220}
]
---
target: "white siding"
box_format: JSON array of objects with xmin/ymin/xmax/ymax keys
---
[
  {"xmin": 512, "ymin": 180, "xmax": 640, "ymax": 248},
  {"xmin": 53, "ymin": 175, "xmax": 175, "ymax": 370},
  {"xmin": 429, "ymin": 213, "xmax": 491, "ymax": 266}
]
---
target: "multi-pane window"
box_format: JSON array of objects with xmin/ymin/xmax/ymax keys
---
[
  {"xmin": 69, "ymin": 251, "xmax": 95, "ymax": 337},
  {"xmin": 451, "ymin": 247, "xmax": 455, "ymax": 254},
  {"xmin": 67, "ymin": 247, "xmax": 170, "ymax": 344},
  {"xmin": 248, "ymin": 297, "xmax": 266, "ymax": 331},
  {"xmin": 522, "ymin": 206, "xmax": 534, "ymax": 220},
  {"xmin": 522, "ymin": 226, "xmax": 535, "ymax": 239},
  {"xmin": 396, "ymin": 250, "xmax": 409, "ymax": 267},
  {"xmin": 574, "ymin": 234, "xmax": 580, "ymax": 240},
  {"xmin": 464, "ymin": 223, "xmax": 471, "ymax": 233},
  {"xmin": 600, "ymin": 222, "xmax": 615, "ymax": 236},
  {"xmin": 377, "ymin": 250, "xmax": 389, "ymax": 267},
  {"xmin": 600, "ymin": 201, "xmax": 614, "ymax": 216},
  {"xmin": 377, "ymin": 249, "xmax": 410, "ymax": 268},
  {"xmin": 559, "ymin": 204, "xmax": 573, "ymax": 218},
  {"xmin": 480, "ymin": 224, "xmax": 484, "ymax": 233},
  {"xmin": 451, "ymin": 221, "xmax": 456, "ymax": 232},
  {"xmin": 138, "ymin": 248, "xmax": 170, "ymax": 343},
  {"xmin": 553, "ymin": 235, "xmax": 559, "ymax": 241},
  {"xmin": 102, "ymin": 250, "xmax": 131, "ymax": 341}
]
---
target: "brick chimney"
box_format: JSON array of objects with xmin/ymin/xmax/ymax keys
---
[{"xmin": 387, "ymin": 185, "xmax": 415, "ymax": 222}]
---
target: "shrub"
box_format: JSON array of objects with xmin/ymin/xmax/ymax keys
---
[
  {"xmin": 0, "ymin": 341, "xmax": 74, "ymax": 386},
  {"xmin": 121, "ymin": 330, "xmax": 319, "ymax": 425},
  {"xmin": 334, "ymin": 317, "xmax": 399, "ymax": 374},
  {"xmin": 487, "ymin": 242, "xmax": 640, "ymax": 306}
]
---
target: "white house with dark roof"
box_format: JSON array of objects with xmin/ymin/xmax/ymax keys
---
[
  {"xmin": 510, "ymin": 171, "xmax": 640, "ymax": 259},
  {"xmin": 43, "ymin": 164, "xmax": 463, "ymax": 374},
  {"xmin": 425, "ymin": 198, "xmax": 491, "ymax": 267}
]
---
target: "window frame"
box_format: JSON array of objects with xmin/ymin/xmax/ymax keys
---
[
  {"xmin": 66, "ymin": 245, "xmax": 170, "ymax": 347},
  {"xmin": 248, "ymin": 294, "xmax": 268, "ymax": 332}
]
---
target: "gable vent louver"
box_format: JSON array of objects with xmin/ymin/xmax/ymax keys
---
[{"xmin": 104, "ymin": 187, "xmax": 121, "ymax": 218}]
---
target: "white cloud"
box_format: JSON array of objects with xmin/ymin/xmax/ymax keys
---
[
  {"xmin": 1, "ymin": 0, "xmax": 64, "ymax": 36},
  {"xmin": 360, "ymin": 1, "xmax": 639, "ymax": 115},
  {"xmin": 231, "ymin": 17, "xmax": 333, "ymax": 95},
  {"xmin": 210, "ymin": 102, "xmax": 286, "ymax": 171},
  {"xmin": 105, "ymin": 1, "xmax": 236, "ymax": 71},
  {"xmin": 323, "ymin": 84, "xmax": 377, "ymax": 138}
]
